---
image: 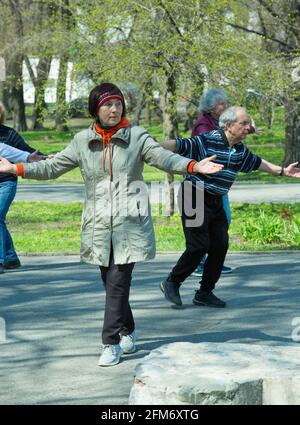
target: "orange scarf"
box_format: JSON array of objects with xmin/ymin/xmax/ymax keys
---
[{"xmin": 94, "ymin": 117, "xmax": 130, "ymax": 180}]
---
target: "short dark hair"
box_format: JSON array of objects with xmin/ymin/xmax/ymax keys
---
[{"xmin": 88, "ymin": 83, "xmax": 126, "ymax": 118}]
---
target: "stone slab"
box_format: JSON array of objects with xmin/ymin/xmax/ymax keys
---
[{"xmin": 129, "ymin": 342, "xmax": 300, "ymax": 405}]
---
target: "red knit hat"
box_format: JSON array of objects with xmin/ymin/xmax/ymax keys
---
[
  {"xmin": 89, "ymin": 83, "xmax": 126, "ymax": 117},
  {"xmin": 96, "ymin": 84, "xmax": 125, "ymax": 111}
]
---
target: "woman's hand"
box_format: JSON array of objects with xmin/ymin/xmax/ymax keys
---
[
  {"xmin": 0, "ymin": 156, "xmax": 17, "ymax": 174},
  {"xmin": 193, "ymin": 155, "xmax": 224, "ymax": 174}
]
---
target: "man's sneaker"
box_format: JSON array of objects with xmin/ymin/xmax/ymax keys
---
[
  {"xmin": 192, "ymin": 265, "xmax": 203, "ymax": 277},
  {"xmin": 0, "ymin": 264, "xmax": 4, "ymax": 274},
  {"xmin": 4, "ymin": 259, "xmax": 21, "ymax": 270},
  {"xmin": 120, "ymin": 331, "xmax": 137, "ymax": 354},
  {"xmin": 98, "ymin": 344, "xmax": 122, "ymax": 367},
  {"xmin": 193, "ymin": 290, "xmax": 226, "ymax": 308},
  {"xmin": 192, "ymin": 264, "xmax": 232, "ymax": 277},
  {"xmin": 221, "ymin": 265, "xmax": 232, "ymax": 274},
  {"xmin": 160, "ymin": 278, "xmax": 182, "ymax": 306}
]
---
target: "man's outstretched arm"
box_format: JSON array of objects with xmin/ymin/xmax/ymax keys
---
[
  {"xmin": 259, "ymin": 159, "xmax": 300, "ymax": 178},
  {"xmin": 161, "ymin": 139, "xmax": 176, "ymax": 152}
]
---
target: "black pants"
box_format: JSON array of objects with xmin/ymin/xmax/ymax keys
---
[
  {"xmin": 170, "ymin": 184, "xmax": 228, "ymax": 292},
  {"xmin": 99, "ymin": 250, "xmax": 135, "ymax": 345}
]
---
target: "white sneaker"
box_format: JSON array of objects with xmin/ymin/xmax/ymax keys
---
[
  {"xmin": 98, "ymin": 344, "xmax": 122, "ymax": 367},
  {"xmin": 120, "ymin": 331, "xmax": 137, "ymax": 354}
]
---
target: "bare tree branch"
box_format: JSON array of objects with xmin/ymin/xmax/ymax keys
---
[
  {"xmin": 226, "ymin": 21, "xmax": 295, "ymax": 51},
  {"xmin": 257, "ymin": 7, "xmax": 268, "ymax": 36},
  {"xmin": 256, "ymin": 0, "xmax": 300, "ymax": 35},
  {"xmin": 257, "ymin": 0, "xmax": 280, "ymax": 20},
  {"xmin": 157, "ymin": 0, "xmax": 183, "ymax": 38}
]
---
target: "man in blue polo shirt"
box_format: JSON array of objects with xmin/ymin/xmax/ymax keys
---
[{"xmin": 160, "ymin": 106, "xmax": 300, "ymax": 308}]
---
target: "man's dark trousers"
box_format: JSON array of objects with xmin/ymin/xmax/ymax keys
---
[{"xmin": 169, "ymin": 184, "xmax": 229, "ymax": 292}]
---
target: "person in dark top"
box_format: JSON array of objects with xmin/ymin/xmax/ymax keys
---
[
  {"xmin": 0, "ymin": 102, "xmax": 45, "ymax": 274},
  {"xmin": 192, "ymin": 88, "xmax": 228, "ymax": 136},
  {"xmin": 191, "ymin": 88, "xmax": 263, "ymax": 277},
  {"xmin": 191, "ymin": 88, "xmax": 232, "ymax": 275},
  {"xmin": 160, "ymin": 106, "xmax": 300, "ymax": 308}
]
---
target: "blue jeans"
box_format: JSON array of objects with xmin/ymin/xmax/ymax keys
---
[
  {"xmin": 0, "ymin": 180, "xmax": 18, "ymax": 264},
  {"xmin": 222, "ymin": 194, "xmax": 231, "ymax": 224}
]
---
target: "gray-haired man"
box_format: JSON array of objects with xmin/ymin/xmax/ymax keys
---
[{"xmin": 160, "ymin": 106, "xmax": 300, "ymax": 308}]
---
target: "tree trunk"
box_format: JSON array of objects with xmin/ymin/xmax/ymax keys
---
[
  {"xmin": 55, "ymin": 0, "xmax": 74, "ymax": 131},
  {"xmin": 0, "ymin": 82, "xmax": 8, "ymax": 112},
  {"xmin": 161, "ymin": 73, "xmax": 179, "ymax": 217},
  {"xmin": 144, "ymin": 101, "xmax": 152, "ymax": 126},
  {"xmin": 184, "ymin": 77, "xmax": 205, "ymax": 132},
  {"xmin": 283, "ymin": 96, "xmax": 300, "ymax": 166},
  {"xmin": 133, "ymin": 91, "xmax": 147, "ymax": 126},
  {"xmin": 259, "ymin": 97, "xmax": 274, "ymax": 129},
  {"xmin": 31, "ymin": 57, "xmax": 52, "ymax": 130},
  {"xmin": 9, "ymin": 55, "xmax": 27, "ymax": 131},
  {"xmin": 6, "ymin": 0, "xmax": 27, "ymax": 131},
  {"xmin": 55, "ymin": 54, "xmax": 69, "ymax": 131}
]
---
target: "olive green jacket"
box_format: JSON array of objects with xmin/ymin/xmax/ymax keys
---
[{"xmin": 22, "ymin": 124, "xmax": 191, "ymax": 266}]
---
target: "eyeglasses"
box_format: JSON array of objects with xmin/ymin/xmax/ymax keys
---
[{"xmin": 237, "ymin": 120, "xmax": 250, "ymax": 127}]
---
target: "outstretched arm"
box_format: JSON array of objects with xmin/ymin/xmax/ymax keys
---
[
  {"xmin": 0, "ymin": 140, "xmax": 78, "ymax": 180},
  {"xmin": 0, "ymin": 142, "xmax": 30, "ymax": 163},
  {"xmin": 259, "ymin": 159, "xmax": 300, "ymax": 177},
  {"xmin": 142, "ymin": 134, "xmax": 223, "ymax": 176},
  {"xmin": 161, "ymin": 139, "xmax": 176, "ymax": 152},
  {"xmin": 160, "ymin": 137, "xmax": 222, "ymax": 174}
]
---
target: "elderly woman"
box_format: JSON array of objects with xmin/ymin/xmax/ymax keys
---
[
  {"xmin": 0, "ymin": 83, "xmax": 223, "ymax": 366},
  {"xmin": 191, "ymin": 88, "xmax": 228, "ymax": 137},
  {"xmin": 0, "ymin": 102, "xmax": 45, "ymax": 274}
]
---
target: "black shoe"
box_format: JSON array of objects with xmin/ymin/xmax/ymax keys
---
[
  {"xmin": 0, "ymin": 264, "xmax": 4, "ymax": 274},
  {"xmin": 4, "ymin": 259, "xmax": 21, "ymax": 269},
  {"xmin": 221, "ymin": 265, "xmax": 232, "ymax": 274},
  {"xmin": 160, "ymin": 278, "xmax": 182, "ymax": 306},
  {"xmin": 193, "ymin": 290, "xmax": 226, "ymax": 308}
]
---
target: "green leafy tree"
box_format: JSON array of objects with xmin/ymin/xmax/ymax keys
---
[
  {"xmin": 226, "ymin": 0, "xmax": 300, "ymax": 164},
  {"xmin": 1, "ymin": 0, "xmax": 28, "ymax": 130}
]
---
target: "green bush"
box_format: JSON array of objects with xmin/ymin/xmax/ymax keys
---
[{"xmin": 241, "ymin": 210, "xmax": 286, "ymax": 243}]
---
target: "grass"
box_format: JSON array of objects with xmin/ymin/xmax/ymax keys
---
[
  {"xmin": 7, "ymin": 202, "xmax": 82, "ymax": 253},
  {"xmin": 7, "ymin": 201, "xmax": 300, "ymax": 253}
]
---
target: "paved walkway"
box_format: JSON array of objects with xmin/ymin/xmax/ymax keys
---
[
  {"xmin": 1, "ymin": 252, "xmax": 300, "ymax": 405},
  {"xmin": 15, "ymin": 182, "xmax": 300, "ymax": 204}
]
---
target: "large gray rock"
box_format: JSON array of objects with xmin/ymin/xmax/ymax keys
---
[{"xmin": 129, "ymin": 342, "xmax": 300, "ymax": 405}]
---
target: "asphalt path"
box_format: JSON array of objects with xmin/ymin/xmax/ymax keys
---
[
  {"xmin": 1, "ymin": 252, "xmax": 300, "ymax": 405},
  {"xmin": 15, "ymin": 182, "xmax": 300, "ymax": 204}
]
